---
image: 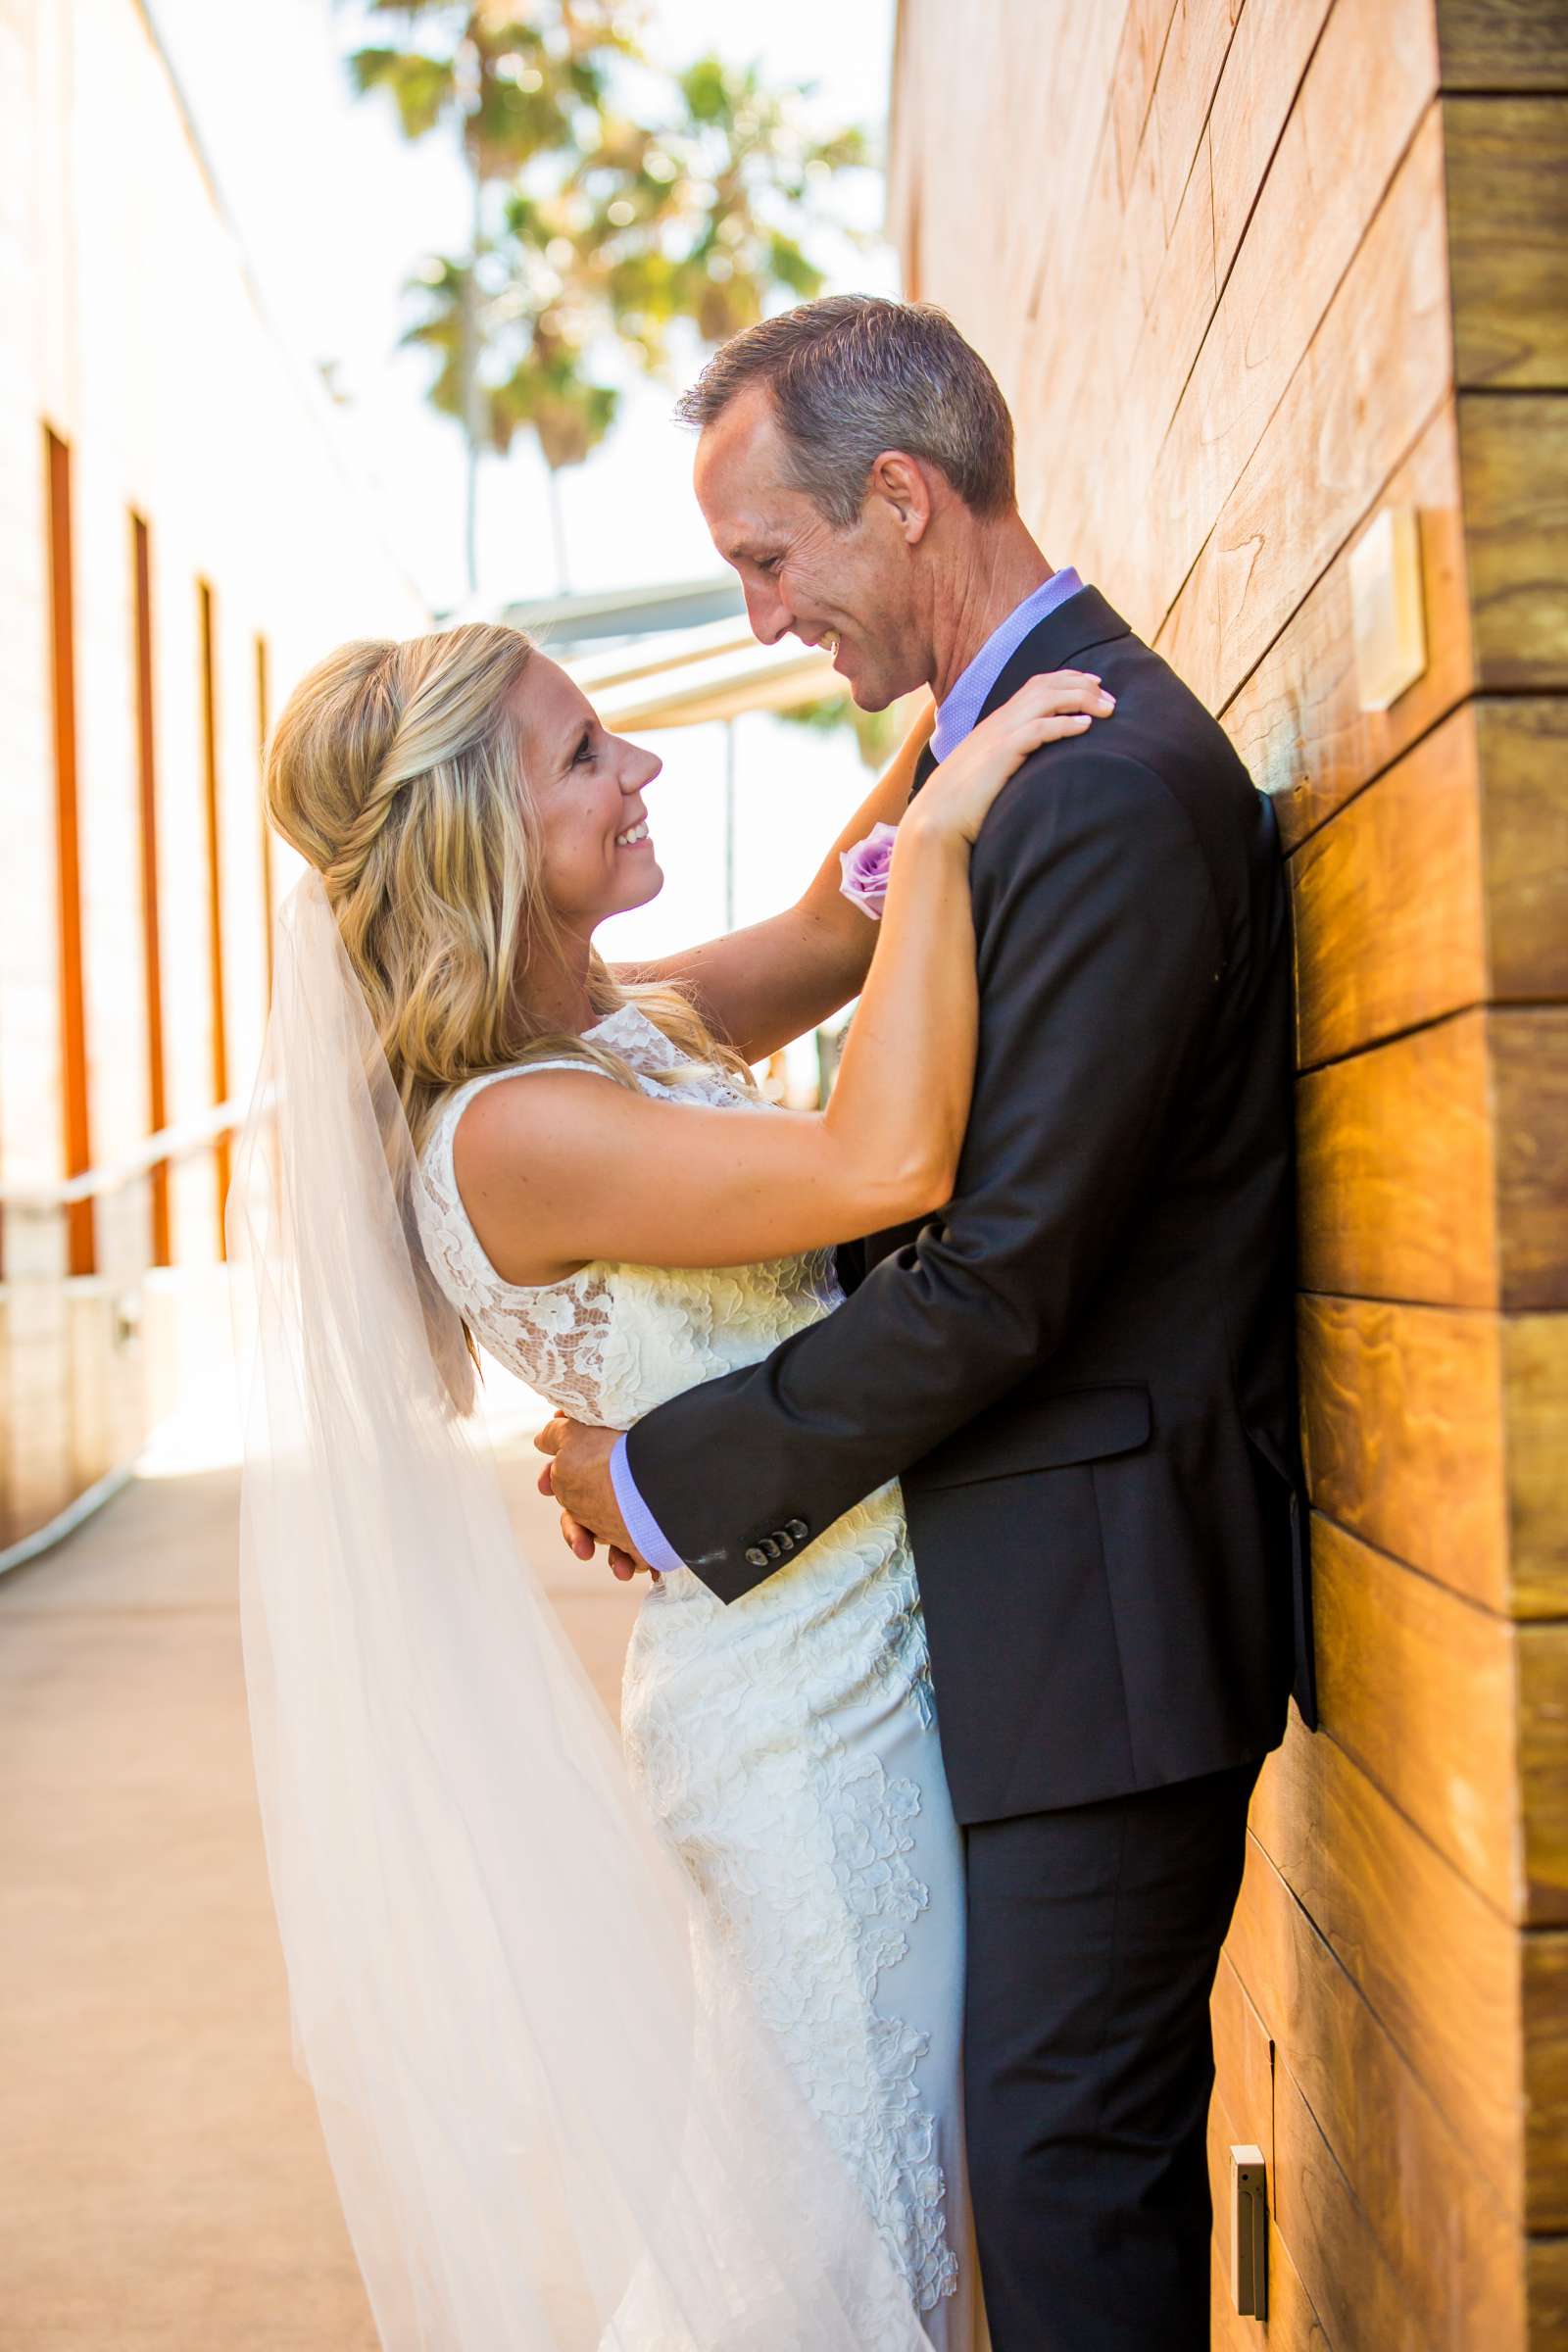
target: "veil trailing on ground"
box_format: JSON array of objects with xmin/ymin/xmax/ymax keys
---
[{"xmin": 228, "ymin": 872, "xmax": 933, "ymax": 2352}]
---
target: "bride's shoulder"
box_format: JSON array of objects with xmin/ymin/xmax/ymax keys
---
[{"xmin": 443, "ymin": 1055, "xmax": 625, "ymax": 1190}]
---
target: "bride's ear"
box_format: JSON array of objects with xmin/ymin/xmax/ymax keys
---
[{"xmin": 866, "ymin": 450, "xmax": 934, "ymax": 546}]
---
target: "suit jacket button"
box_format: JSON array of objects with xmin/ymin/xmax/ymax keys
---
[
  {"xmin": 774, "ymin": 1530, "xmax": 794, "ymax": 1552},
  {"xmin": 744, "ymin": 1545, "xmax": 768, "ymax": 1569},
  {"xmin": 760, "ymin": 1536, "xmax": 782, "ymax": 1561},
  {"xmin": 786, "ymin": 1517, "xmax": 808, "ymax": 1541}
]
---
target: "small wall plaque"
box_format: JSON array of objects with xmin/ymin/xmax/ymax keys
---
[
  {"xmin": 1349, "ymin": 505, "xmax": 1428, "ymax": 712},
  {"xmin": 1230, "ymin": 2142, "xmax": 1269, "ymax": 2321}
]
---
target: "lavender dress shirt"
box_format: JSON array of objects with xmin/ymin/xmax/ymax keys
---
[{"xmin": 610, "ymin": 567, "xmax": 1087, "ymax": 1576}]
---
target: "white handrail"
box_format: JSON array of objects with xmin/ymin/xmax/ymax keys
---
[
  {"xmin": 0, "ymin": 1461, "xmax": 135, "ymax": 1580},
  {"xmin": 0, "ymin": 1098, "xmax": 247, "ymax": 1215}
]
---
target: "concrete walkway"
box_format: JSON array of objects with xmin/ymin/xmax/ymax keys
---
[{"xmin": 0, "ymin": 1416, "xmax": 640, "ymax": 2351}]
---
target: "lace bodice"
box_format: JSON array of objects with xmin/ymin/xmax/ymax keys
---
[{"xmin": 416, "ymin": 1004, "xmax": 843, "ymax": 1423}]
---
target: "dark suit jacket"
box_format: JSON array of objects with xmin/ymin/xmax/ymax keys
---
[{"xmin": 626, "ymin": 586, "xmax": 1315, "ymax": 1824}]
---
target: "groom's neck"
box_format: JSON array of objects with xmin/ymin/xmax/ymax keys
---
[{"xmin": 929, "ymin": 515, "xmax": 1054, "ymax": 707}]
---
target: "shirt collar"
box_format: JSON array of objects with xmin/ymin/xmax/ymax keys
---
[{"xmin": 930, "ymin": 567, "xmax": 1085, "ymax": 761}]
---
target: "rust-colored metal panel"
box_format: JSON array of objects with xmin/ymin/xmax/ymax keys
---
[
  {"xmin": 44, "ymin": 426, "xmax": 93, "ymax": 1279},
  {"xmin": 131, "ymin": 511, "xmax": 171, "ymax": 1268}
]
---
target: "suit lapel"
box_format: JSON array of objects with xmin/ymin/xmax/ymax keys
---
[
  {"xmin": 974, "ymin": 584, "xmax": 1132, "ymax": 725},
  {"xmin": 882, "ymin": 587, "xmax": 1137, "ymax": 1265},
  {"xmin": 906, "ymin": 585, "xmax": 1131, "ymax": 801}
]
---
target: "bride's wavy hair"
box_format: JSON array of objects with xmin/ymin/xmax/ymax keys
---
[{"xmin": 265, "ymin": 620, "xmax": 751, "ymax": 1155}]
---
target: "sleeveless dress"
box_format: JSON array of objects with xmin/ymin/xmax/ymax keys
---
[{"xmin": 416, "ymin": 1004, "xmax": 985, "ymax": 2351}]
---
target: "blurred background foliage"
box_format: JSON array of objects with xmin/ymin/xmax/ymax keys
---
[
  {"xmin": 344, "ymin": 0, "xmax": 871, "ymax": 589},
  {"xmin": 772, "ymin": 693, "xmax": 924, "ymax": 770}
]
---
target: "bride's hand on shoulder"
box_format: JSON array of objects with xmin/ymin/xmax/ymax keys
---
[{"xmin": 909, "ymin": 670, "xmax": 1115, "ymax": 847}]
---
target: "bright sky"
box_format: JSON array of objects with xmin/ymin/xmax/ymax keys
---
[
  {"xmin": 147, "ymin": 0, "xmax": 898, "ymax": 612},
  {"xmin": 145, "ymin": 0, "xmax": 904, "ymax": 1046}
]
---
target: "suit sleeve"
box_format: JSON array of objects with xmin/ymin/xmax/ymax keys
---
[{"xmin": 624, "ymin": 748, "xmax": 1227, "ymax": 1600}]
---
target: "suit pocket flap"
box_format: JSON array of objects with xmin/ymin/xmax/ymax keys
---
[{"xmin": 910, "ymin": 1383, "xmax": 1152, "ymax": 1492}]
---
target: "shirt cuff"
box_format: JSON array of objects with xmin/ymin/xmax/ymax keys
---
[{"xmin": 610, "ymin": 1434, "xmax": 688, "ymax": 1578}]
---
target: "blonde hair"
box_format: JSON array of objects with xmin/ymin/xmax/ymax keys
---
[{"xmin": 265, "ymin": 620, "xmax": 750, "ymax": 1157}]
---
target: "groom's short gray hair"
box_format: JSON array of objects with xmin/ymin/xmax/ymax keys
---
[{"xmin": 674, "ymin": 295, "xmax": 1016, "ymax": 529}]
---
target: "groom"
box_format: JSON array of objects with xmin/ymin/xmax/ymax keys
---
[{"xmin": 542, "ymin": 295, "xmax": 1314, "ymax": 2350}]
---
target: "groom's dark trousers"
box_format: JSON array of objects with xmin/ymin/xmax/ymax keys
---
[{"xmin": 624, "ymin": 586, "xmax": 1316, "ymax": 2348}]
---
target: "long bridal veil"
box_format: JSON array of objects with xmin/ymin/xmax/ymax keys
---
[{"xmin": 228, "ymin": 873, "xmax": 933, "ymax": 2352}]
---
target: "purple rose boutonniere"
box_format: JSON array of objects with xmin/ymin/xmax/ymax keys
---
[{"xmin": 840, "ymin": 821, "xmax": 899, "ymax": 920}]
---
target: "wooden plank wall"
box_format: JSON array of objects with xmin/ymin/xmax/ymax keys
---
[{"xmin": 888, "ymin": 2, "xmax": 1568, "ymax": 2343}]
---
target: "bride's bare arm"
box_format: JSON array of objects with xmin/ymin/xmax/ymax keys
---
[
  {"xmin": 455, "ymin": 675, "xmax": 1112, "ymax": 1285},
  {"xmin": 608, "ymin": 695, "xmax": 936, "ymax": 1067},
  {"xmin": 615, "ymin": 673, "xmax": 1109, "ymax": 1064}
]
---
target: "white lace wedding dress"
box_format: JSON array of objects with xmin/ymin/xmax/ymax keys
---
[{"xmin": 416, "ymin": 1004, "xmax": 985, "ymax": 2351}]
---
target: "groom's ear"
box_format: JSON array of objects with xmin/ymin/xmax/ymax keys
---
[{"xmin": 866, "ymin": 451, "xmax": 934, "ymax": 546}]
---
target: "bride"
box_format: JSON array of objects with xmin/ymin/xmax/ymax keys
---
[{"xmin": 235, "ymin": 617, "xmax": 1106, "ymax": 2349}]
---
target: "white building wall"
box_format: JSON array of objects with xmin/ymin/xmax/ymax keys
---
[{"xmin": 0, "ymin": 0, "xmax": 428, "ymax": 1540}]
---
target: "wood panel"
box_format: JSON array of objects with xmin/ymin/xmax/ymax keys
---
[
  {"xmin": 1530, "ymin": 2234, "xmax": 1568, "ymax": 2342},
  {"xmin": 1288, "ymin": 698, "xmax": 1568, "ymax": 1068},
  {"xmin": 1312, "ymin": 1514, "xmax": 1568, "ymax": 1923},
  {"xmin": 1208, "ymin": 2157, "xmax": 1331, "ymax": 2352},
  {"xmin": 1159, "ymin": 102, "xmax": 1452, "ymax": 715},
  {"xmin": 1437, "ymin": 0, "xmax": 1568, "ymax": 92},
  {"xmin": 1204, "ymin": 0, "xmax": 1333, "ymax": 292},
  {"xmin": 1150, "ymin": 0, "xmax": 1241, "ymax": 240},
  {"xmin": 1298, "ymin": 1295, "xmax": 1505, "ymax": 1603},
  {"xmin": 1085, "ymin": 0, "xmax": 1333, "ymax": 564},
  {"xmin": 1221, "ymin": 400, "xmax": 1472, "ymax": 852},
  {"xmin": 1142, "ymin": 0, "xmax": 1440, "ymax": 641},
  {"xmin": 1108, "ymin": 0, "xmax": 1181, "ymax": 205},
  {"xmin": 1211, "ymin": 1948, "xmax": 1272, "ymax": 2163},
  {"xmin": 1492, "ymin": 1012, "xmax": 1568, "ymax": 1310},
  {"xmin": 1462, "ymin": 395, "xmax": 1568, "ymax": 689},
  {"xmin": 1297, "ymin": 1010, "xmax": 1568, "ymax": 1310},
  {"xmin": 1270, "ymin": 2057, "xmax": 1426, "ymax": 2352},
  {"xmin": 1296, "ymin": 1012, "xmax": 1496, "ymax": 1305},
  {"xmin": 1207, "ymin": 1960, "xmax": 1282, "ymax": 2345},
  {"xmin": 885, "ymin": 6, "xmax": 1568, "ymax": 2339},
  {"xmin": 906, "ymin": 0, "xmax": 1124, "ymax": 425},
  {"xmin": 1120, "ymin": 114, "xmax": 1216, "ymax": 492},
  {"xmin": 1310, "ymin": 1516, "xmax": 1516, "ymax": 1914},
  {"xmin": 998, "ymin": 2, "xmax": 1128, "ymax": 367},
  {"xmin": 1528, "ymin": 1935, "xmax": 1568, "ymax": 2230},
  {"xmin": 1226, "ymin": 1828, "xmax": 1526, "ymax": 2342},
  {"xmin": 1208, "ymin": 2082, "xmax": 1337, "ymax": 2352},
  {"xmin": 1482, "ymin": 699, "xmax": 1568, "ymax": 1001},
  {"xmin": 1025, "ymin": 23, "xmax": 1175, "ymax": 566},
  {"xmin": 1446, "ymin": 98, "xmax": 1568, "ymax": 389},
  {"xmin": 1521, "ymin": 1640, "xmax": 1568, "ymax": 1933},
  {"xmin": 1295, "ymin": 1297, "xmax": 1568, "ymax": 1618},
  {"xmin": 1248, "ymin": 1719, "xmax": 1526, "ymax": 2217},
  {"xmin": 1030, "ymin": 0, "xmax": 1387, "ymax": 615},
  {"xmin": 1289, "ymin": 706, "xmax": 1486, "ymax": 1070},
  {"xmin": 1504, "ymin": 1315, "xmax": 1568, "ymax": 1617}
]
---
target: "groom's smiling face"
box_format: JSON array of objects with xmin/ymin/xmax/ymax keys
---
[{"xmin": 693, "ymin": 383, "xmax": 931, "ymax": 712}]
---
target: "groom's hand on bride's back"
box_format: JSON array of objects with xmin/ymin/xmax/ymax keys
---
[{"xmin": 534, "ymin": 1412, "xmax": 653, "ymax": 1582}]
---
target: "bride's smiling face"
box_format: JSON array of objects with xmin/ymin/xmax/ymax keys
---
[{"xmin": 513, "ymin": 658, "xmax": 664, "ymax": 931}]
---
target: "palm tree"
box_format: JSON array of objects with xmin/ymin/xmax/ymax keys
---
[
  {"xmin": 399, "ymin": 206, "xmax": 622, "ymax": 592},
  {"xmin": 347, "ymin": 8, "xmax": 872, "ymax": 595},
  {"xmin": 346, "ymin": 0, "xmax": 633, "ymax": 591},
  {"xmin": 613, "ymin": 57, "xmax": 868, "ymax": 347}
]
